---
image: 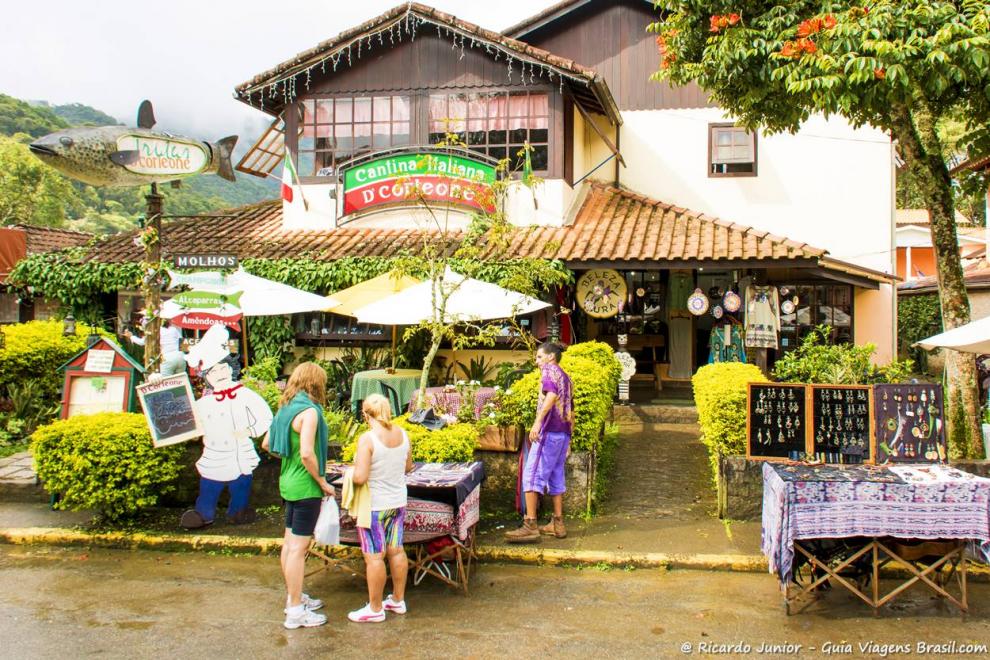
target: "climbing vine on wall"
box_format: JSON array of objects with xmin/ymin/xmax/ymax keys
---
[
  {"xmin": 897, "ymin": 294, "xmax": 942, "ymax": 372},
  {"xmin": 9, "ymin": 250, "xmax": 572, "ymax": 367}
]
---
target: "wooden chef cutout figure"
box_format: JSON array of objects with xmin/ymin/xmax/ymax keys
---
[{"xmin": 180, "ymin": 325, "xmax": 273, "ymax": 529}]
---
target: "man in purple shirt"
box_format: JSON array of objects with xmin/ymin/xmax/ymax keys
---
[{"xmin": 506, "ymin": 342, "xmax": 573, "ymax": 543}]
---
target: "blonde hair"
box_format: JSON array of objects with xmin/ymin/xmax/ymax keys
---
[
  {"xmin": 280, "ymin": 362, "xmax": 327, "ymax": 407},
  {"xmin": 362, "ymin": 394, "xmax": 393, "ymax": 429}
]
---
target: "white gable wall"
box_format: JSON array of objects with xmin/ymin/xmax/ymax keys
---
[{"xmin": 616, "ymin": 109, "xmax": 896, "ymax": 275}]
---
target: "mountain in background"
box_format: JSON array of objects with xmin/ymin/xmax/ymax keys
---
[{"xmin": 0, "ymin": 93, "xmax": 276, "ymax": 233}]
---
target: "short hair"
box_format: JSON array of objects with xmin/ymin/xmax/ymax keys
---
[
  {"xmin": 362, "ymin": 394, "xmax": 393, "ymax": 429},
  {"xmin": 537, "ymin": 342, "xmax": 563, "ymax": 363}
]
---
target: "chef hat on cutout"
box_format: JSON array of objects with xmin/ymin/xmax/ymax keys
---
[{"xmin": 184, "ymin": 324, "xmax": 230, "ymax": 371}]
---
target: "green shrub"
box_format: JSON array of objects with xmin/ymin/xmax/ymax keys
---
[
  {"xmin": 31, "ymin": 412, "xmax": 184, "ymax": 520},
  {"xmin": 497, "ymin": 342, "xmax": 620, "ymax": 452},
  {"xmin": 592, "ymin": 423, "xmax": 620, "ymax": 512},
  {"xmin": 0, "ymin": 319, "xmax": 106, "ymax": 403},
  {"xmin": 771, "ymin": 324, "xmax": 913, "ymax": 384},
  {"xmin": 341, "ymin": 414, "xmax": 478, "ymax": 463},
  {"xmin": 692, "ymin": 362, "xmax": 768, "ymax": 486},
  {"xmin": 564, "ymin": 341, "xmax": 622, "ymax": 388}
]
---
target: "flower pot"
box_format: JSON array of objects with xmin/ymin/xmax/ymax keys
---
[{"xmin": 478, "ymin": 425, "xmax": 521, "ymax": 452}]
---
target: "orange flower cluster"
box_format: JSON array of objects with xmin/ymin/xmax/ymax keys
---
[
  {"xmin": 874, "ymin": 67, "xmax": 886, "ymax": 79},
  {"xmin": 709, "ymin": 13, "xmax": 741, "ymax": 33},
  {"xmin": 780, "ymin": 38, "xmax": 818, "ymax": 58},
  {"xmin": 797, "ymin": 14, "xmax": 837, "ymax": 37},
  {"xmin": 656, "ymin": 35, "xmax": 677, "ymax": 68}
]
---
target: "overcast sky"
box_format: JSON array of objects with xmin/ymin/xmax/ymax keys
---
[{"xmin": 0, "ymin": 0, "xmax": 563, "ymax": 140}]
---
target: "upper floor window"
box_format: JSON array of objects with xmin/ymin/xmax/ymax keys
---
[
  {"xmin": 429, "ymin": 91, "xmax": 549, "ymax": 172},
  {"xmin": 298, "ymin": 95, "xmax": 411, "ymax": 177},
  {"xmin": 709, "ymin": 124, "xmax": 757, "ymax": 177}
]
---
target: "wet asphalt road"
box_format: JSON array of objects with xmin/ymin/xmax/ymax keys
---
[{"xmin": 1, "ymin": 546, "xmax": 989, "ymax": 659}]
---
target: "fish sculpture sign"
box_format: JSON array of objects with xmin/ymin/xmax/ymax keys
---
[{"xmin": 29, "ymin": 100, "xmax": 237, "ymax": 187}]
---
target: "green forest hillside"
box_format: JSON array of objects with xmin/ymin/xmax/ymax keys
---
[{"xmin": 0, "ymin": 93, "xmax": 276, "ymax": 232}]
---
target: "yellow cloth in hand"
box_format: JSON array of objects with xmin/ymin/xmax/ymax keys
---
[{"xmin": 340, "ymin": 467, "xmax": 372, "ymax": 529}]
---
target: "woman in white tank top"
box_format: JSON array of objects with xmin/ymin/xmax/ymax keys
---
[{"xmin": 348, "ymin": 394, "xmax": 412, "ymax": 623}]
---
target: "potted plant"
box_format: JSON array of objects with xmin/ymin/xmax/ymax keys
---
[{"xmin": 476, "ymin": 387, "xmax": 521, "ymax": 452}]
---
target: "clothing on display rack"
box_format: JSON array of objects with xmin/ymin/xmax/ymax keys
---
[
  {"xmin": 667, "ymin": 271, "xmax": 694, "ymax": 314},
  {"xmin": 668, "ymin": 317, "xmax": 693, "ymax": 379},
  {"xmin": 707, "ymin": 321, "xmax": 746, "ymax": 364},
  {"xmin": 744, "ymin": 285, "xmax": 780, "ymax": 349}
]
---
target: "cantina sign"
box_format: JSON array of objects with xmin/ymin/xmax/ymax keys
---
[{"xmin": 342, "ymin": 152, "xmax": 496, "ymax": 216}]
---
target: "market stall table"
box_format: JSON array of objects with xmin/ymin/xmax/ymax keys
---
[
  {"xmin": 349, "ymin": 368, "xmax": 421, "ymax": 416},
  {"xmin": 762, "ymin": 462, "xmax": 990, "ymax": 615},
  {"xmin": 406, "ymin": 386, "xmax": 497, "ymax": 420},
  {"xmin": 309, "ymin": 461, "xmax": 484, "ymax": 593}
]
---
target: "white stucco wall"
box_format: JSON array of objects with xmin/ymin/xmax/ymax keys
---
[{"xmin": 616, "ymin": 109, "xmax": 896, "ymax": 275}]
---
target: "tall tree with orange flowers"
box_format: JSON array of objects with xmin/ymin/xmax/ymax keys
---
[{"xmin": 651, "ymin": 1, "xmax": 990, "ymax": 458}]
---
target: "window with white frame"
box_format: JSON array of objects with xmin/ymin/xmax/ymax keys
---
[{"xmin": 709, "ymin": 124, "xmax": 757, "ymax": 176}]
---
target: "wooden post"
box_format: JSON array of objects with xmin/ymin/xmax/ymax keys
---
[{"xmin": 142, "ymin": 183, "xmax": 163, "ymax": 371}]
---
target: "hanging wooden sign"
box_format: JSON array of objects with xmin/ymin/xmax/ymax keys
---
[{"xmin": 576, "ymin": 269, "xmax": 627, "ymax": 319}]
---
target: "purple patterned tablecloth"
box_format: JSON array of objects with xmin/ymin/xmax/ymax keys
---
[
  {"xmin": 762, "ymin": 462, "xmax": 990, "ymax": 581},
  {"xmin": 407, "ymin": 387, "xmax": 497, "ymax": 420}
]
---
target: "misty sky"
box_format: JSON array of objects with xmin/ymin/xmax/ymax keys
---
[{"xmin": 0, "ymin": 0, "xmax": 564, "ymax": 140}]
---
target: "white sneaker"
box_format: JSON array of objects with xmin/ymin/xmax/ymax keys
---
[
  {"xmin": 284, "ymin": 607, "xmax": 327, "ymax": 629},
  {"xmin": 347, "ymin": 603, "xmax": 386, "ymax": 623},
  {"xmin": 383, "ymin": 595, "xmax": 407, "ymax": 614},
  {"xmin": 284, "ymin": 593, "xmax": 324, "ymax": 614}
]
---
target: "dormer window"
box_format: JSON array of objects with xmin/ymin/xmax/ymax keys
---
[
  {"xmin": 709, "ymin": 123, "xmax": 757, "ymax": 177},
  {"xmin": 429, "ymin": 91, "xmax": 549, "ymax": 172},
  {"xmin": 298, "ymin": 95, "xmax": 411, "ymax": 177}
]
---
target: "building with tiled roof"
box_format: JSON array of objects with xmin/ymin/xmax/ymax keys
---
[
  {"xmin": 66, "ymin": 1, "xmax": 900, "ymax": 380},
  {"xmin": 1, "ymin": 224, "xmax": 92, "ymax": 323}
]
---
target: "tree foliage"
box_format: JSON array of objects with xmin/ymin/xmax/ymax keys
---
[
  {"xmin": 651, "ymin": 0, "xmax": 988, "ymax": 457},
  {"xmin": 0, "ymin": 93, "xmax": 275, "ymax": 232},
  {"xmin": 0, "ymin": 136, "xmax": 83, "ymax": 226}
]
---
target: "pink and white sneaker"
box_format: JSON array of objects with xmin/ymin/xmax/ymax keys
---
[
  {"xmin": 383, "ymin": 595, "xmax": 407, "ymax": 614},
  {"xmin": 347, "ymin": 603, "xmax": 386, "ymax": 623}
]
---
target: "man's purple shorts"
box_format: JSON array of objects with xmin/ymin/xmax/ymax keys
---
[{"xmin": 522, "ymin": 432, "xmax": 570, "ymax": 496}]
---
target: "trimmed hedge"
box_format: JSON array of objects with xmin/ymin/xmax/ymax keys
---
[
  {"xmin": 341, "ymin": 414, "xmax": 479, "ymax": 463},
  {"xmin": 0, "ymin": 319, "xmax": 106, "ymax": 401},
  {"xmin": 692, "ymin": 362, "xmax": 768, "ymax": 486},
  {"xmin": 31, "ymin": 412, "xmax": 184, "ymax": 520}
]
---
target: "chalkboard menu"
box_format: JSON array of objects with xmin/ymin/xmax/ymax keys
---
[
  {"xmin": 747, "ymin": 383, "xmax": 809, "ymax": 460},
  {"xmin": 136, "ymin": 374, "xmax": 204, "ymax": 448},
  {"xmin": 873, "ymin": 383, "xmax": 946, "ymax": 463},
  {"xmin": 809, "ymin": 385, "xmax": 874, "ymax": 464}
]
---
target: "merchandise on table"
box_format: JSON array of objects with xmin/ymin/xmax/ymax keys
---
[
  {"xmin": 809, "ymin": 385, "xmax": 873, "ymax": 464},
  {"xmin": 873, "ymin": 383, "xmax": 947, "ymax": 463},
  {"xmin": 747, "ymin": 383, "xmax": 807, "ymax": 459},
  {"xmin": 761, "ymin": 462, "xmax": 990, "ymax": 582}
]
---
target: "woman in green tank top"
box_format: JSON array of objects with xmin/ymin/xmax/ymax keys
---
[{"xmin": 261, "ymin": 362, "xmax": 332, "ymax": 629}]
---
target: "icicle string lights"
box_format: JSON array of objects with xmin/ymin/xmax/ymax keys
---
[{"xmin": 240, "ymin": 11, "xmax": 594, "ymax": 106}]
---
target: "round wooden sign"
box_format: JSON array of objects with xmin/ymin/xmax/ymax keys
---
[{"xmin": 576, "ymin": 269, "xmax": 627, "ymax": 319}]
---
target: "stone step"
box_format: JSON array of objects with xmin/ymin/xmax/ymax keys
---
[{"xmin": 612, "ymin": 403, "xmax": 699, "ymax": 425}]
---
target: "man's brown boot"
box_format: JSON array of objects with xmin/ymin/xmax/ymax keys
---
[
  {"xmin": 539, "ymin": 515, "xmax": 567, "ymax": 539},
  {"xmin": 504, "ymin": 518, "xmax": 540, "ymax": 543}
]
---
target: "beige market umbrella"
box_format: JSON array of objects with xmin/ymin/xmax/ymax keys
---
[
  {"xmin": 328, "ymin": 271, "xmax": 422, "ymax": 369},
  {"xmin": 915, "ymin": 315, "xmax": 990, "ymax": 354}
]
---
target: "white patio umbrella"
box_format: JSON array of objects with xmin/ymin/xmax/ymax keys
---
[
  {"xmin": 162, "ymin": 268, "xmax": 340, "ymax": 365},
  {"xmin": 351, "ymin": 267, "xmax": 550, "ymax": 325},
  {"xmin": 163, "ymin": 268, "xmax": 340, "ymax": 317},
  {"xmin": 915, "ymin": 315, "xmax": 990, "ymax": 354}
]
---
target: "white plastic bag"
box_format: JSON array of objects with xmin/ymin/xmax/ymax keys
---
[{"xmin": 313, "ymin": 496, "xmax": 340, "ymax": 546}]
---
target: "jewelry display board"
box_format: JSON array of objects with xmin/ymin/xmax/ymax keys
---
[
  {"xmin": 746, "ymin": 383, "xmax": 810, "ymax": 460},
  {"xmin": 809, "ymin": 385, "xmax": 875, "ymax": 464},
  {"xmin": 873, "ymin": 383, "xmax": 947, "ymax": 463}
]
